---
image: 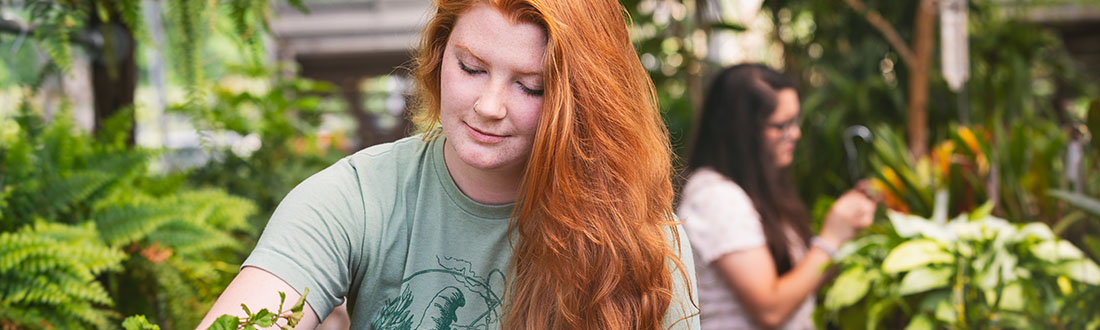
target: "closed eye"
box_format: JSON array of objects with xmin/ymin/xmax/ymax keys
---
[
  {"xmin": 519, "ymin": 83, "xmax": 544, "ymax": 97},
  {"xmin": 458, "ymin": 60, "xmax": 485, "ymax": 75}
]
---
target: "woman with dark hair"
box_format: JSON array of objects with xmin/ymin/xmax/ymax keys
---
[{"xmin": 678, "ymin": 63, "xmax": 875, "ymax": 329}]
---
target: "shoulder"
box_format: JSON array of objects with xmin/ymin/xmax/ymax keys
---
[
  {"xmin": 288, "ymin": 135, "xmax": 428, "ymax": 200},
  {"xmin": 675, "ymin": 168, "xmax": 766, "ymax": 263},
  {"xmin": 679, "ymin": 167, "xmax": 755, "ymax": 216},
  {"xmin": 345, "ymin": 134, "xmax": 433, "ymax": 173},
  {"xmin": 682, "ymin": 167, "xmax": 752, "ymax": 206},
  {"xmin": 273, "ymin": 134, "xmax": 437, "ymax": 239},
  {"xmin": 334, "ymin": 134, "xmax": 436, "ymax": 198}
]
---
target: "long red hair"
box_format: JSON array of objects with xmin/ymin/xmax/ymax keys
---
[{"xmin": 412, "ymin": 0, "xmax": 691, "ymax": 328}]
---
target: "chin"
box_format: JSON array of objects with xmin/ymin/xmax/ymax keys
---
[
  {"xmin": 776, "ymin": 156, "xmax": 794, "ymax": 168},
  {"xmin": 456, "ymin": 144, "xmax": 523, "ymax": 171}
]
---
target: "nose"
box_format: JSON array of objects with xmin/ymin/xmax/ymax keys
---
[{"xmin": 476, "ymin": 81, "xmax": 507, "ymax": 120}]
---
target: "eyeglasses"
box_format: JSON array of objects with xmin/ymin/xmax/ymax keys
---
[{"xmin": 765, "ymin": 114, "xmax": 802, "ymax": 141}]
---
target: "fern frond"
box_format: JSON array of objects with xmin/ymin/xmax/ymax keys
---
[
  {"xmin": 145, "ymin": 220, "xmax": 240, "ymax": 254},
  {"xmin": 40, "ymin": 170, "xmax": 117, "ymax": 217},
  {"xmin": 225, "ymin": 0, "xmax": 268, "ymax": 65},
  {"xmin": 34, "ymin": 10, "xmax": 74, "ymax": 72},
  {"xmin": 140, "ymin": 259, "xmax": 206, "ymax": 327},
  {"xmin": 167, "ymin": 257, "xmax": 222, "ymax": 289},
  {"xmin": 113, "ymin": 0, "xmax": 146, "ymax": 42},
  {"xmin": 166, "ymin": 0, "xmax": 209, "ymax": 111},
  {"xmin": 176, "ymin": 188, "xmax": 256, "ymax": 231},
  {"xmin": 0, "ymin": 222, "xmax": 122, "ymax": 329},
  {"xmin": 93, "ymin": 197, "xmax": 176, "ymax": 247}
]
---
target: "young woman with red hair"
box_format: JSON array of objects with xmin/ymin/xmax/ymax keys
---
[{"xmin": 198, "ymin": 0, "xmax": 699, "ymax": 329}]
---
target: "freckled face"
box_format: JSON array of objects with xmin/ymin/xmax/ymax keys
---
[{"xmin": 439, "ymin": 4, "xmax": 546, "ymax": 174}]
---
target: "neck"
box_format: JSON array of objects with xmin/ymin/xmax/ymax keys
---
[{"xmin": 442, "ymin": 140, "xmax": 525, "ymax": 205}]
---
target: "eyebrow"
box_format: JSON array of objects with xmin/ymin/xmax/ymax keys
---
[{"xmin": 456, "ymin": 44, "xmax": 543, "ymax": 78}]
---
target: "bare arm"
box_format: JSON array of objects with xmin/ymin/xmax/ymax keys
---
[
  {"xmin": 196, "ymin": 266, "xmax": 321, "ymax": 330},
  {"xmin": 714, "ymin": 190, "xmax": 875, "ymax": 329},
  {"xmin": 712, "ymin": 243, "xmax": 833, "ymax": 329}
]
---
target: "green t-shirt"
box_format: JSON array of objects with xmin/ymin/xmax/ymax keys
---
[{"xmin": 243, "ymin": 133, "xmax": 700, "ymax": 329}]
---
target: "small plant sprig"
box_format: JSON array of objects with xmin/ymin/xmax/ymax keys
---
[{"xmin": 122, "ymin": 289, "xmax": 309, "ymax": 330}]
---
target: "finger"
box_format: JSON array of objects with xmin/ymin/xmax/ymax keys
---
[
  {"xmin": 855, "ymin": 180, "xmax": 871, "ymax": 193},
  {"xmin": 855, "ymin": 182, "xmax": 885, "ymax": 203}
]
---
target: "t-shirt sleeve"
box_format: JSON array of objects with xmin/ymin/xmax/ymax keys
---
[
  {"xmin": 241, "ymin": 158, "xmax": 366, "ymax": 321},
  {"xmin": 662, "ymin": 223, "xmax": 701, "ymax": 330},
  {"xmin": 678, "ymin": 177, "xmax": 766, "ymax": 264}
]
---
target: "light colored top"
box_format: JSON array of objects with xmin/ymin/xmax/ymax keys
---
[
  {"xmin": 677, "ymin": 167, "xmax": 814, "ymax": 330},
  {"xmin": 243, "ymin": 133, "xmax": 701, "ymax": 329}
]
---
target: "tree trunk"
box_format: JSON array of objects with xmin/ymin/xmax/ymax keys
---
[
  {"xmin": 90, "ymin": 11, "xmax": 138, "ymax": 146},
  {"xmin": 906, "ymin": 0, "xmax": 936, "ymax": 157}
]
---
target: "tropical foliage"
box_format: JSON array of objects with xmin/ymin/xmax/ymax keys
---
[
  {"xmin": 2, "ymin": 0, "xmax": 349, "ymax": 327},
  {"xmin": 818, "ymin": 206, "xmax": 1100, "ymax": 329},
  {"xmin": 767, "ymin": 0, "xmax": 1099, "ymax": 209},
  {"xmin": 182, "ymin": 64, "xmax": 348, "ymax": 232},
  {"xmin": 7, "ymin": 0, "xmax": 306, "ymax": 100},
  {"xmin": 0, "ymin": 102, "xmax": 255, "ymax": 328}
]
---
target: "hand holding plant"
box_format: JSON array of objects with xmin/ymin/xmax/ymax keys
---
[
  {"xmin": 122, "ymin": 289, "xmax": 309, "ymax": 330},
  {"xmin": 821, "ymin": 189, "xmax": 878, "ymax": 247}
]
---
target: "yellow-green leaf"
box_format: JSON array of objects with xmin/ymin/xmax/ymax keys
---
[
  {"xmin": 899, "ymin": 267, "xmax": 953, "ymax": 295},
  {"xmin": 1046, "ymin": 259, "xmax": 1100, "ymax": 285},
  {"xmin": 904, "ymin": 314, "xmax": 934, "ymax": 330},
  {"xmin": 999, "ymin": 282, "xmax": 1025, "ymax": 311},
  {"xmin": 207, "ymin": 315, "xmax": 239, "ymax": 330},
  {"xmin": 883, "ymin": 240, "xmax": 954, "ymax": 274},
  {"xmin": 1030, "ymin": 240, "xmax": 1085, "ymax": 262},
  {"xmin": 825, "ymin": 267, "xmax": 872, "ymax": 310}
]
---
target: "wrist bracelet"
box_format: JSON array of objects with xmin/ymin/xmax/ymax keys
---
[{"xmin": 811, "ymin": 236, "xmax": 838, "ymax": 259}]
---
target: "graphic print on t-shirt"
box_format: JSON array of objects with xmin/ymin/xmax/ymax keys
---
[{"xmin": 371, "ymin": 255, "xmax": 506, "ymax": 330}]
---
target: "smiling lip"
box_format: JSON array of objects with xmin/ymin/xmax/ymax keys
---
[{"xmin": 464, "ymin": 122, "xmax": 506, "ymax": 143}]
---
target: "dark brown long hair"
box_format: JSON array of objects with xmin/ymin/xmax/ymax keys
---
[
  {"xmin": 686, "ymin": 63, "xmax": 810, "ymax": 275},
  {"xmin": 412, "ymin": 0, "xmax": 692, "ymax": 328}
]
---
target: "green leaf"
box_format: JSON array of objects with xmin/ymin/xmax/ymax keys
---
[
  {"xmin": 252, "ymin": 309, "xmax": 277, "ymax": 327},
  {"xmin": 865, "ymin": 298, "xmax": 898, "ymax": 330},
  {"xmin": 1030, "ymin": 240, "xmax": 1086, "ymax": 262},
  {"xmin": 1048, "ymin": 189, "xmax": 1100, "ymax": 217},
  {"xmin": 882, "ymin": 240, "xmax": 954, "ymax": 274},
  {"xmin": 904, "ymin": 314, "xmax": 934, "ymax": 330},
  {"xmin": 1014, "ymin": 222, "xmax": 1055, "ymax": 242},
  {"xmin": 284, "ymin": 287, "xmax": 310, "ymax": 329},
  {"xmin": 898, "ymin": 267, "xmax": 953, "ymax": 295},
  {"xmin": 934, "ymin": 298, "xmax": 957, "ymax": 324},
  {"xmin": 969, "ymin": 200, "xmax": 995, "ymax": 220},
  {"xmin": 998, "ymin": 282, "xmax": 1025, "ymax": 311},
  {"xmin": 121, "ymin": 315, "xmax": 160, "ymax": 330},
  {"xmin": 278, "ymin": 291, "xmax": 287, "ymax": 315},
  {"xmin": 1084, "ymin": 236, "xmax": 1100, "ymax": 260},
  {"xmin": 207, "ymin": 315, "xmax": 239, "ymax": 330},
  {"xmin": 825, "ymin": 267, "xmax": 872, "ymax": 310},
  {"xmin": 1052, "ymin": 211, "xmax": 1086, "ymax": 236},
  {"xmin": 1046, "ymin": 259, "xmax": 1100, "ymax": 285},
  {"xmin": 887, "ymin": 211, "xmax": 953, "ymax": 242},
  {"xmin": 836, "ymin": 235, "xmax": 888, "ymax": 260},
  {"xmin": 993, "ymin": 312, "xmax": 1033, "ymax": 329},
  {"xmin": 707, "ymin": 22, "xmax": 746, "ymax": 32}
]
